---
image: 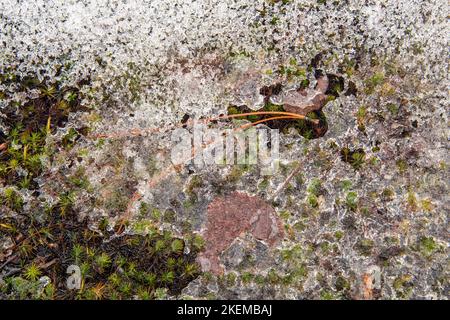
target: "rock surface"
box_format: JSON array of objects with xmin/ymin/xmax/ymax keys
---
[{"xmin": 0, "ymin": 0, "xmax": 448, "ymax": 300}]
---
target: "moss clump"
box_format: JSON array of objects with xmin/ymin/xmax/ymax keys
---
[
  {"xmin": 305, "ymin": 178, "xmax": 323, "ymax": 208},
  {"xmin": 339, "ymin": 180, "xmax": 352, "ymax": 191},
  {"xmin": 356, "ymin": 238, "xmax": 374, "ymax": 256},
  {"xmin": 406, "ymin": 188, "xmax": 418, "ymax": 211},
  {"xmin": 356, "ymin": 106, "xmax": 367, "ymax": 132},
  {"xmin": 393, "ymin": 275, "xmax": 413, "ymax": 299},
  {"xmin": 226, "ymin": 165, "xmax": 246, "ymax": 182},
  {"xmin": 345, "ymin": 192, "xmax": 358, "ymax": 211},
  {"xmin": 307, "ymin": 178, "xmax": 322, "ymax": 196},
  {"xmin": 387, "ymin": 103, "xmax": 400, "ymax": 115},
  {"xmin": 257, "ymin": 178, "xmax": 270, "ymax": 191},
  {"xmin": 276, "ymin": 59, "xmax": 307, "ymax": 81},
  {"xmin": 381, "ymin": 188, "xmax": 395, "ymax": 201},
  {"xmin": 325, "ymin": 74, "xmax": 345, "ymax": 98},
  {"xmin": 364, "ymin": 72, "xmax": 385, "ymax": 94},
  {"xmin": 0, "ymin": 187, "xmax": 24, "ymax": 211},
  {"xmin": 420, "ymin": 199, "xmax": 434, "ymax": 212},
  {"xmin": 307, "ymin": 194, "xmax": 319, "ymax": 208},
  {"xmin": 335, "ymin": 276, "xmax": 350, "ymax": 292},
  {"xmin": 187, "ymin": 175, "xmax": 203, "ymax": 192},
  {"xmin": 340, "ymin": 147, "xmax": 365, "ymax": 170},
  {"xmin": 396, "ymin": 159, "xmax": 408, "ymax": 174},
  {"xmin": 417, "ymin": 236, "xmax": 438, "ymax": 257},
  {"xmin": 0, "ymin": 75, "xmax": 89, "ymax": 190},
  {"xmin": 0, "ymin": 199, "xmax": 201, "ymax": 299},
  {"xmin": 334, "ymin": 230, "xmax": 344, "ymax": 240},
  {"xmin": 320, "ymin": 290, "xmax": 337, "ymax": 300}
]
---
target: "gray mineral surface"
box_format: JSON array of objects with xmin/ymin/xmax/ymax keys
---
[{"xmin": 0, "ymin": 0, "xmax": 448, "ymax": 300}]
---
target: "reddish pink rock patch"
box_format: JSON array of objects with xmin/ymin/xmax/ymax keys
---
[{"xmin": 197, "ymin": 191, "xmax": 284, "ymax": 274}]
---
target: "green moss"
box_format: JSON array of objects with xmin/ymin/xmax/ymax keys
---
[
  {"xmin": 356, "ymin": 238, "xmax": 374, "ymax": 256},
  {"xmin": 162, "ymin": 209, "xmax": 176, "ymax": 223},
  {"xmin": 171, "ymin": 239, "xmax": 184, "ymax": 254},
  {"xmin": 360, "ymin": 207, "xmax": 370, "ymax": 216},
  {"xmin": 95, "ymin": 252, "xmax": 112, "ymax": 273},
  {"xmin": 356, "ymin": 106, "xmax": 367, "ymax": 132},
  {"xmin": 138, "ymin": 202, "xmax": 150, "ymax": 217},
  {"xmin": 365, "ymin": 72, "xmax": 385, "ymax": 94},
  {"xmin": 393, "ymin": 275, "xmax": 413, "ymax": 299},
  {"xmin": 335, "ymin": 276, "xmax": 350, "ymax": 292},
  {"xmin": 225, "ymin": 272, "xmax": 237, "ymax": 287},
  {"xmin": 226, "ymin": 165, "xmax": 244, "ymax": 182},
  {"xmin": 340, "ymin": 180, "xmax": 352, "ymax": 191},
  {"xmin": 269, "ymin": 16, "xmax": 280, "ymax": 25},
  {"xmin": 307, "ymin": 194, "xmax": 319, "ymax": 208},
  {"xmin": 68, "ymin": 167, "xmax": 90, "ymax": 189},
  {"xmin": 340, "ymin": 148, "xmax": 365, "ymax": 170},
  {"xmin": 320, "ymin": 290, "xmax": 337, "ymax": 300},
  {"xmin": 182, "ymin": 197, "xmax": 196, "ymax": 211},
  {"xmin": 277, "ymin": 63, "xmax": 306, "ymax": 80},
  {"xmin": 279, "ymin": 210, "xmax": 291, "ymax": 221},
  {"xmin": 1, "ymin": 190, "xmax": 202, "ymax": 300},
  {"xmin": 23, "ymin": 263, "xmax": 41, "ymax": 281},
  {"xmin": 396, "ymin": 159, "xmax": 408, "ymax": 174},
  {"xmin": 241, "ymin": 272, "xmax": 254, "ymax": 284},
  {"xmin": 406, "ymin": 188, "xmax": 418, "ymax": 210},
  {"xmin": 266, "ymin": 269, "xmax": 281, "ymax": 285},
  {"xmin": 293, "ymin": 221, "xmax": 306, "ymax": 232},
  {"xmin": 381, "ymin": 188, "xmax": 395, "ymax": 201},
  {"xmin": 258, "ymin": 178, "xmax": 270, "ymax": 191},
  {"xmin": 417, "ymin": 236, "xmax": 438, "ymax": 257},
  {"xmin": 345, "ymin": 192, "xmax": 358, "ymax": 211},
  {"xmin": 320, "ymin": 241, "xmax": 330, "ymax": 253},
  {"xmin": 1, "ymin": 188, "xmax": 23, "ymax": 211},
  {"xmin": 420, "ymin": 199, "xmax": 433, "ymax": 212},
  {"xmin": 387, "ymin": 103, "xmax": 399, "ymax": 115},
  {"xmin": 356, "ymin": 106, "xmax": 367, "ymax": 120},
  {"xmin": 227, "ymin": 105, "xmax": 241, "ymax": 116},
  {"xmin": 334, "ymin": 230, "xmax": 344, "ymax": 240},
  {"xmin": 191, "ymin": 234, "xmax": 205, "ymax": 251},
  {"xmin": 187, "ymin": 175, "xmax": 203, "ymax": 194},
  {"xmin": 307, "ymin": 178, "xmax": 322, "ymax": 196},
  {"xmin": 5, "ymin": 277, "xmax": 40, "ymax": 299},
  {"xmin": 263, "ymin": 102, "xmax": 284, "ymax": 112}
]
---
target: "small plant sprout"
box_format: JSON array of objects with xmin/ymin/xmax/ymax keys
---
[
  {"xmin": 95, "ymin": 252, "xmax": 111, "ymax": 272},
  {"xmin": 24, "ymin": 263, "xmax": 41, "ymax": 281},
  {"xmin": 171, "ymin": 239, "xmax": 184, "ymax": 254}
]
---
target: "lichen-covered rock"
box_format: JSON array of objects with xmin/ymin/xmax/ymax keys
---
[{"xmin": 1, "ymin": 0, "xmax": 448, "ymax": 300}]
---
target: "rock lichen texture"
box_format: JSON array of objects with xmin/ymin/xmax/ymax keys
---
[{"xmin": 0, "ymin": 0, "xmax": 448, "ymax": 299}]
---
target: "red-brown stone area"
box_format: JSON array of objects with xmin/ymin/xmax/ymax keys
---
[{"xmin": 197, "ymin": 191, "xmax": 284, "ymax": 274}]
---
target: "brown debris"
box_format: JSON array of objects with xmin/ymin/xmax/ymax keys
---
[
  {"xmin": 198, "ymin": 191, "xmax": 284, "ymax": 274},
  {"xmin": 281, "ymin": 75, "xmax": 329, "ymax": 115},
  {"xmin": 362, "ymin": 272, "xmax": 374, "ymax": 300}
]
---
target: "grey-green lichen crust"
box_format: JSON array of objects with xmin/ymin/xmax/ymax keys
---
[{"xmin": 0, "ymin": 0, "xmax": 448, "ymax": 299}]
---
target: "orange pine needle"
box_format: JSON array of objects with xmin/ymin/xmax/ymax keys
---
[
  {"xmin": 219, "ymin": 111, "xmax": 305, "ymax": 120},
  {"xmin": 237, "ymin": 116, "xmax": 301, "ymax": 130}
]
